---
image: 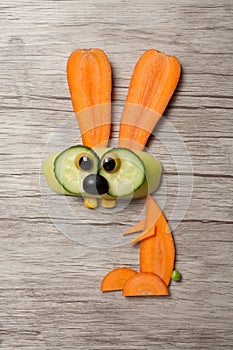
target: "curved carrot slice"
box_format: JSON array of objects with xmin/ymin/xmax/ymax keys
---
[
  {"xmin": 119, "ymin": 49, "xmax": 181, "ymax": 150},
  {"xmin": 123, "ymin": 272, "xmax": 169, "ymax": 296},
  {"xmin": 123, "ymin": 219, "xmax": 145, "ymax": 235},
  {"xmin": 124, "ymin": 195, "xmax": 162, "ymax": 239},
  {"xmin": 129, "ymin": 225, "xmax": 156, "ymax": 245},
  {"xmin": 101, "ymin": 267, "xmax": 138, "ymax": 292},
  {"xmin": 144, "ymin": 195, "xmax": 162, "ymax": 229},
  {"xmin": 67, "ymin": 48, "xmax": 112, "ymax": 147}
]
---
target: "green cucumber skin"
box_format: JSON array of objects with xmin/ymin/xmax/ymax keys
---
[{"xmin": 42, "ymin": 147, "xmax": 162, "ymax": 198}]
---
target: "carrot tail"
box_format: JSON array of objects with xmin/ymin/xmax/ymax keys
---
[
  {"xmin": 67, "ymin": 48, "xmax": 112, "ymax": 148},
  {"xmin": 118, "ymin": 49, "xmax": 181, "ymax": 150}
]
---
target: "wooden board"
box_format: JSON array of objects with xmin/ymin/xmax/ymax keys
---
[{"xmin": 0, "ymin": 0, "xmax": 233, "ymax": 349}]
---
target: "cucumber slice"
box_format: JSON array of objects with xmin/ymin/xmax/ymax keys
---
[
  {"xmin": 133, "ymin": 151, "xmax": 162, "ymax": 198},
  {"xmin": 43, "ymin": 152, "xmax": 71, "ymax": 195},
  {"xmin": 54, "ymin": 146, "xmax": 99, "ymax": 195},
  {"xmin": 99, "ymin": 148, "xmax": 145, "ymax": 197}
]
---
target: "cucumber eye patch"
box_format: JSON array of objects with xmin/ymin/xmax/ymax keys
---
[
  {"xmin": 54, "ymin": 146, "xmax": 100, "ymax": 195},
  {"xmin": 99, "ymin": 148, "xmax": 145, "ymax": 197}
]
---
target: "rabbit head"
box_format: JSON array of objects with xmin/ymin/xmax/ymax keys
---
[{"xmin": 43, "ymin": 49, "xmax": 180, "ymax": 208}]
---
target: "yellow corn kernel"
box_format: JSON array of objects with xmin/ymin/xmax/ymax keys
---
[
  {"xmin": 83, "ymin": 197, "xmax": 98, "ymax": 209},
  {"xmin": 101, "ymin": 198, "xmax": 116, "ymax": 208}
]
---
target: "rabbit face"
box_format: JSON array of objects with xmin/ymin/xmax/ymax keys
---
[{"xmin": 43, "ymin": 146, "xmax": 162, "ymax": 200}]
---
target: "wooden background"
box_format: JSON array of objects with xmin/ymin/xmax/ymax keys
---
[{"xmin": 1, "ymin": 0, "xmax": 233, "ymax": 349}]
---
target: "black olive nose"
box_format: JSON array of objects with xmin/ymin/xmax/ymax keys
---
[{"xmin": 83, "ymin": 174, "xmax": 109, "ymax": 195}]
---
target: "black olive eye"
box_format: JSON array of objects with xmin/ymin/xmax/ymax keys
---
[
  {"xmin": 103, "ymin": 157, "xmax": 117, "ymax": 172},
  {"xmin": 79, "ymin": 156, "xmax": 92, "ymax": 171}
]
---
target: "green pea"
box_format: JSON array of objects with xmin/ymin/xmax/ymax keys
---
[{"xmin": 171, "ymin": 269, "xmax": 181, "ymax": 282}]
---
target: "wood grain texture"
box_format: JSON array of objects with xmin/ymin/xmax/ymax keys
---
[{"xmin": 0, "ymin": 0, "xmax": 233, "ymax": 349}]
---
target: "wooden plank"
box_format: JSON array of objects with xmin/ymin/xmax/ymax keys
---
[
  {"xmin": 0, "ymin": 221, "xmax": 232, "ymax": 349},
  {"xmin": 1, "ymin": 108, "xmax": 233, "ymax": 176}
]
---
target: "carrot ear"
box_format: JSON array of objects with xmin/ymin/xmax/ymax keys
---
[
  {"xmin": 67, "ymin": 48, "xmax": 112, "ymax": 148},
  {"xmin": 118, "ymin": 49, "xmax": 181, "ymax": 151}
]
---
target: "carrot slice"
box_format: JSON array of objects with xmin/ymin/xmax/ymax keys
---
[
  {"xmin": 118, "ymin": 49, "xmax": 181, "ymax": 150},
  {"xmin": 123, "ymin": 219, "xmax": 145, "ymax": 235},
  {"xmin": 67, "ymin": 48, "xmax": 112, "ymax": 148},
  {"xmin": 124, "ymin": 195, "xmax": 161, "ymax": 238},
  {"xmin": 123, "ymin": 272, "xmax": 169, "ymax": 296},
  {"xmin": 144, "ymin": 195, "xmax": 162, "ymax": 230},
  {"xmin": 127, "ymin": 195, "xmax": 161, "ymax": 243},
  {"xmin": 101, "ymin": 267, "xmax": 138, "ymax": 292},
  {"xmin": 140, "ymin": 201, "xmax": 175, "ymax": 285},
  {"xmin": 129, "ymin": 224, "xmax": 156, "ymax": 245}
]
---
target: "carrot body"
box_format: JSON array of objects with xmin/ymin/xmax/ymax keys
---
[
  {"xmin": 123, "ymin": 272, "xmax": 169, "ymax": 296},
  {"xmin": 139, "ymin": 199, "xmax": 175, "ymax": 285},
  {"xmin": 101, "ymin": 267, "xmax": 138, "ymax": 292},
  {"xmin": 124, "ymin": 196, "xmax": 175, "ymax": 285},
  {"xmin": 118, "ymin": 49, "xmax": 181, "ymax": 150},
  {"xmin": 67, "ymin": 48, "xmax": 111, "ymax": 147},
  {"xmin": 101, "ymin": 197, "xmax": 175, "ymax": 295},
  {"xmin": 122, "ymin": 196, "xmax": 175, "ymax": 287}
]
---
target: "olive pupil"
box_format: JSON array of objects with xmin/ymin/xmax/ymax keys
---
[
  {"xmin": 79, "ymin": 156, "xmax": 92, "ymax": 170},
  {"xmin": 103, "ymin": 157, "xmax": 116, "ymax": 172}
]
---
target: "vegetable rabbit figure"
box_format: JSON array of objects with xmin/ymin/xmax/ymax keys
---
[{"xmin": 43, "ymin": 48, "xmax": 181, "ymax": 296}]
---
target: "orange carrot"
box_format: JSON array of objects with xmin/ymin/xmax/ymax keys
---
[
  {"xmin": 129, "ymin": 224, "xmax": 156, "ymax": 245},
  {"xmin": 139, "ymin": 198, "xmax": 175, "ymax": 285},
  {"xmin": 101, "ymin": 197, "xmax": 174, "ymax": 294},
  {"xmin": 123, "ymin": 219, "xmax": 145, "ymax": 235},
  {"xmin": 118, "ymin": 49, "xmax": 181, "ymax": 150},
  {"xmin": 101, "ymin": 267, "xmax": 138, "ymax": 292},
  {"xmin": 123, "ymin": 272, "xmax": 169, "ymax": 296},
  {"xmin": 67, "ymin": 48, "xmax": 112, "ymax": 148},
  {"xmin": 144, "ymin": 195, "xmax": 162, "ymax": 230},
  {"xmin": 126, "ymin": 195, "xmax": 161, "ymax": 243},
  {"xmin": 122, "ymin": 196, "xmax": 175, "ymax": 287}
]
